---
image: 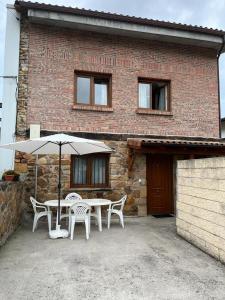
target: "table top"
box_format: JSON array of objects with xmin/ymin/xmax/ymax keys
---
[{"xmin": 44, "ymin": 199, "xmax": 112, "ymax": 207}]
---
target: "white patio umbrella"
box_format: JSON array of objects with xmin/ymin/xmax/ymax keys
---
[{"xmin": 0, "ymin": 133, "xmax": 112, "ymax": 238}]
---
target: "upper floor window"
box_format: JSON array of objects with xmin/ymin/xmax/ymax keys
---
[
  {"xmin": 75, "ymin": 72, "xmax": 111, "ymax": 107},
  {"xmin": 138, "ymin": 79, "xmax": 170, "ymax": 111}
]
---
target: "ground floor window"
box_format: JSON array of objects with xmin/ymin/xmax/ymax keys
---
[{"xmin": 71, "ymin": 153, "xmax": 110, "ymax": 188}]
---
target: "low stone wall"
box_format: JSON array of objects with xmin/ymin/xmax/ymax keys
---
[
  {"xmin": 0, "ymin": 182, "xmax": 25, "ymax": 246},
  {"xmin": 176, "ymin": 157, "xmax": 225, "ymax": 264}
]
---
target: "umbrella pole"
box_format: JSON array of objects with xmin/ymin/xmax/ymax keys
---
[
  {"xmin": 34, "ymin": 154, "xmax": 38, "ymax": 200},
  {"xmin": 49, "ymin": 142, "xmax": 68, "ymax": 239},
  {"xmin": 57, "ymin": 142, "xmax": 62, "ymax": 227}
]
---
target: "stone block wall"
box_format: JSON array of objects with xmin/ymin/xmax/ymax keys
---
[
  {"xmin": 0, "ymin": 182, "xmax": 25, "ymax": 246},
  {"xmin": 176, "ymin": 157, "xmax": 225, "ymax": 264},
  {"xmin": 20, "ymin": 140, "xmax": 147, "ymax": 217}
]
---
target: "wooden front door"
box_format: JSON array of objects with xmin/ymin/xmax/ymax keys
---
[{"xmin": 147, "ymin": 154, "xmax": 174, "ymax": 215}]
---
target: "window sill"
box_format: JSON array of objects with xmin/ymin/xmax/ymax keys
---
[
  {"xmin": 72, "ymin": 105, "xmax": 113, "ymax": 112},
  {"xmin": 136, "ymin": 108, "xmax": 173, "ymax": 116},
  {"xmin": 66, "ymin": 187, "xmax": 112, "ymax": 192}
]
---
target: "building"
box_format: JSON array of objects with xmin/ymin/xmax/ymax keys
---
[
  {"xmin": 0, "ymin": 4, "xmax": 20, "ymax": 176},
  {"xmin": 4, "ymin": 0, "xmax": 225, "ymax": 216},
  {"xmin": 221, "ymin": 117, "xmax": 225, "ymax": 137},
  {"xmin": 0, "ymin": 100, "xmax": 2, "ymax": 138}
]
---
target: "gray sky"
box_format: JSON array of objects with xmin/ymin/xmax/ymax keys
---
[{"xmin": 0, "ymin": 0, "xmax": 225, "ymax": 115}]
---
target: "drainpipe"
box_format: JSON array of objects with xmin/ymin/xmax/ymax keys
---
[{"xmin": 217, "ymin": 35, "xmax": 225, "ymax": 138}]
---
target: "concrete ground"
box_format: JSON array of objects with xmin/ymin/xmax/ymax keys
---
[{"xmin": 1, "ymin": 217, "xmax": 225, "ymax": 300}]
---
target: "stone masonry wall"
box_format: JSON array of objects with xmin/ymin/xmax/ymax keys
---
[
  {"xmin": 16, "ymin": 17, "xmax": 220, "ymax": 138},
  {"xmin": 20, "ymin": 140, "xmax": 147, "ymax": 217},
  {"xmin": 0, "ymin": 182, "xmax": 25, "ymax": 246},
  {"xmin": 176, "ymin": 157, "xmax": 225, "ymax": 264},
  {"xmin": 16, "ymin": 16, "xmax": 30, "ymax": 137}
]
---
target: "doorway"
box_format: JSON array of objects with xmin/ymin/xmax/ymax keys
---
[{"xmin": 147, "ymin": 154, "xmax": 174, "ymax": 215}]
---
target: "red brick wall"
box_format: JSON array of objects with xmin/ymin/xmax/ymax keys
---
[{"xmin": 26, "ymin": 24, "xmax": 219, "ymax": 138}]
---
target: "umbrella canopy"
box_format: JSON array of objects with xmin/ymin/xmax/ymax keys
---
[
  {"xmin": 0, "ymin": 133, "xmax": 112, "ymax": 238},
  {"xmin": 0, "ymin": 133, "xmax": 112, "ymax": 155}
]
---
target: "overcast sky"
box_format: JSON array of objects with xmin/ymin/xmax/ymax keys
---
[{"xmin": 0, "ymin": 0, "xmax": 225, "ymax": 115}]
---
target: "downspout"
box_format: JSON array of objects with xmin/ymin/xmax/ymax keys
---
[{"xmin": 217, "ymin": 35, "xmax": 225, "ymax": 138}]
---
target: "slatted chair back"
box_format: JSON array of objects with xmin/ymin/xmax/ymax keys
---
[
  {"xmin": 70, "ymin": 202, "xmax": 90, "ymax": 219},
  {"xmin": 65, "ymin": 192, "xmax": 82, "ymax": 201},
  {"xmin": 119, "ymin": 195, "xmax": 127, "ymax": 211},
  {"xmin": 30, "ymin": 196, "xmax": 38, "ymax": 213}
]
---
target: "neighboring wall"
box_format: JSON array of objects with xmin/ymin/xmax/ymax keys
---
[
  {"xmin": 176, "ymin": 157, "xmax": 225, "ymax": 264},
  {"xmin": 0, "ymin": 182, "xmax": 25, "ymax": 246},
  {"xmin": 16, "ymin": 18, "xmax": 219, "ymax": 138},
  {"xmin": 0, "ymin": 5, "xmax": 20, "ymax": 177}
]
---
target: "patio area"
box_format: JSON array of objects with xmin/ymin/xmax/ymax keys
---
[{"xmin": 1, "ymin": 217, "xmax": 225, "ymax": 299}]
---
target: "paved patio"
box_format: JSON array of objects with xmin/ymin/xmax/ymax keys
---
[{"xmin": 1, "ymin": 217, "xmax": 225, "ymax": 300}]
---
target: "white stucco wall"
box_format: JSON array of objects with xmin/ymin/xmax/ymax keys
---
[
  {"xmin": 0, "ymin": 5, "xmax": 20, "ymax": 177},
  {"xmin": 0, "ymin": 100, "xmax": 2, "ymax": 135}
]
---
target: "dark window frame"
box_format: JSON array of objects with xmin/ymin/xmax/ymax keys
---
[
  {"xmin": 74, "ymin": 71, "xmax": 112, "ymax": 107},
  {"xmin": 138, "ymin": 78, "xmax": 171, "ymax": 111},
  {"xmin": 70, "ymin": 153, "xmax": 110, "ymax": 188}
]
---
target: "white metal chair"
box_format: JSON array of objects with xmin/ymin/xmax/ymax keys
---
[
  {"xmin": 107, "ymin": 195, "xmax": 127, "ymax": 229},
  {"xmin": 60, "ymin": 192, "xmax": 82, "ymax": 221},
  {"xmin": 69, "ymin": 202, "xmax": 91, "ymax": 240},
  {"xmin": 30, "ymin": 196, "xmax": 52, "ymax": 232}
]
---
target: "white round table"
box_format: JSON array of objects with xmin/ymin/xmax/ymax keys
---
[{"xmin": 44, "ymin": 199, "xmax": 112, "ymax": 232}]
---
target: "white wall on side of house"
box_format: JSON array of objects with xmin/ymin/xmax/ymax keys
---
[
  {"xmin": 0, "ymin": 5, "xmax": 20, "ymax": 178},
  {"xmin": 0, "ymin": 100, "xmax": 2, "ymax": 137}
]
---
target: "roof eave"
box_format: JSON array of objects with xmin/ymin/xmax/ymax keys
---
[
  {"xmin": 25, "ymin": 8, "xmax": 224, "ymax": 51},
  {"xmin": 14, "ymin": 1, "xmax": 225, "ymax": 35},
  {"xmin": 127, "ymin": 137, "xmax": 225, "ymax": 156}
]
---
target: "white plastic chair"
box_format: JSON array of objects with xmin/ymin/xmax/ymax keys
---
[
  {"xmin": 30, "ymin": 196, "xmax": 52, "ymax": 232},
  {"xmin": 69, "ymin": 202, "xmax": 91, "ymax": 240},
  {"xmin": 107, "ymin": 195, "xmax": 127, "ymax": 229},
  {"xmin": 60, "ymin": 192, "xmax": 82, "ymax": 221}
]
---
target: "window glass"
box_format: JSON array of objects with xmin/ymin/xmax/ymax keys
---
[
  {"xmin": 75, "ymin": 73, "xmax": 111, "ymax": 106},
  {"xmin": 71, "ymin": 154, "xmax": 109, "ymax": 187},
  {"xmin": 138, "ymin": 80, "xmax": 168, "ymax": 111},
  {"xmin": 77, "ymin": 77, "xmax": 90, "ymax": 104},
  {"xmin": 73, "ymin": 157, "xmax": 87, "ymax": 185},
  {"xmin": 152, "ymin": 83, "xmax": 167, "ymax": 110},
  {"xmin": 94, "ymin": 78, "xmax": 108, "ymax": 105},
  {"xmin": 92, "ymin": 157, "xmax": 106, "ymax": 184},
  {"xmin": 139, "ymin": 83, "xmax": 151, "ymax": 108}
]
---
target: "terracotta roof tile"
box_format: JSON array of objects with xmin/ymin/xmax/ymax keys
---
[{"xmin": 127, "ymin": 137, "xmax": 225, "ymax": 147}]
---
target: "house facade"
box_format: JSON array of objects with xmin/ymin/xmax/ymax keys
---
[{"xmin": 11, "ymin": 1, "xmax": 225, "ymax": 216}]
